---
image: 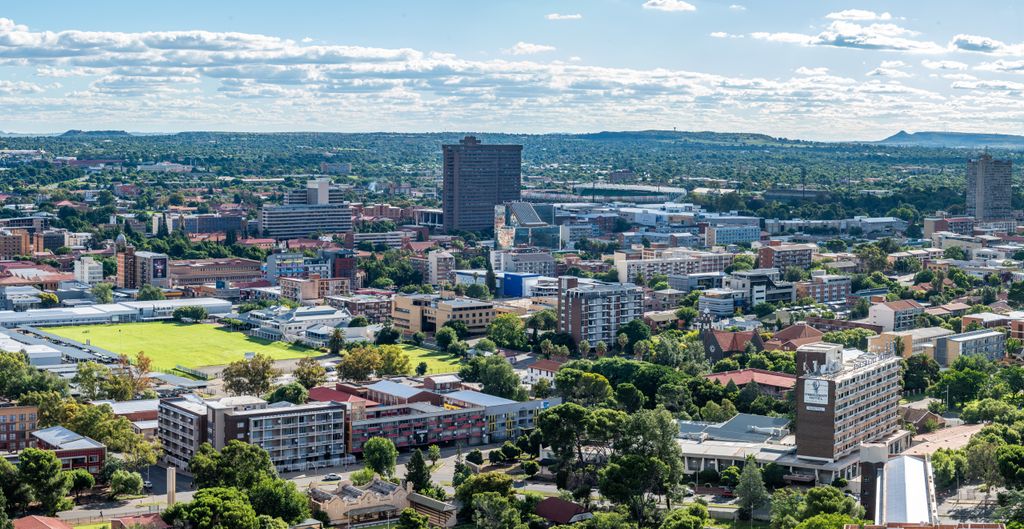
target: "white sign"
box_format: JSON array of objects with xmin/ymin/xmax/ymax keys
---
[{"xmin": 803, "ymin": 378, "xmax": 829, "ymax": 405}]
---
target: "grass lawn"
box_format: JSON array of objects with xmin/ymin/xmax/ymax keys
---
[
  {"xmin": 47, "ymin": 322, "xmax": 318, "ymax": 370},
  {"xmin": 74, "ymin": 523, "xmax": 109, "ymax": 529},
  {"xmin": 398, "ymin": 344, "xmax": 461, "ymax": 375}
]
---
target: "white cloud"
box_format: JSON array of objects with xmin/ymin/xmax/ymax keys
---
[
  {"xmin": 505, "ymin": 42, "xmax": 556, "ymax": 55},
  {"xmin": 729, "ymin": 4, "xmax": 746, "ymax": 11},
  {"xmin": 976, "ymin": 59, "xmax": 1024, "ymax": 73},
  {"xmin": 751, "ymin": 20, "xmax": 942, "ymax": 53},
  {"xmin": 795, "ymin": 66, "xmax": 829, "ymax": 76},
  {"xmin": 949, "ymin": 34, "xmax": 1005, "ymax": 53},
  {"xmin": 546, "ymin": 13, "xmax": 582, "ymax": 20},
  {"xmin": 2, "ymin": 17, "xmax": 1024, "ymax": 139},
  {"xmin": 826, "ymin": 9, "xmax": 893, "ymax": 21},
  {"xmin": 879, "ymin": 60, "xmax": 907, "ymax": 68},
  {"xmin": 568, "ymin": 56, "xmax": 583, "ymax": 62},
  {"xmin": 710, "ymin": 32, "xmax": 744, "ymax": 39},
  {"xmin": 921, "ymin": 59, "xmax": 968, "ymax": 70},
  {"xmin": 642, "ymin": 0, "xmax": 696, "ymax": 13},
  {"xmin": 867, "ymin": 67, "xmax": 912, "ymax": 78}
]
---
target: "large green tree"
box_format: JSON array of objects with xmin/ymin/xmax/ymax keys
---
[
  {"xmin": 223, "ymin": 353, "xmax": 280, "ymax": 396},
  {"xmin": 248, "ymin": 478, "xmax": 311, "ymax": 525},
  {"xmin": 190, "ymin": 441, "xmax": 277, "ymax": 491},
  {"xmin": 18, "ymin": 448, "xmax": 71, "ymax": 514},
  {"xmin": 163, "ymin": 487, "xmax": 261, "ymax": 529},
  {"xmin": 363, "ymin": 437, "xmax": 398, "ymax": 477}
]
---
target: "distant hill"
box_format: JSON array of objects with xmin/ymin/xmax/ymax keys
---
[
  {"xmin": 878, "ymin": 130, "xmax": 1024, "ymax": 149},
  {"xmin": 60, "ymin": 130, "xmax": 131, "ymax": 138},
  {"xmin": 577, "ymin": 129, "xmax": 782, "ymax": 144}
]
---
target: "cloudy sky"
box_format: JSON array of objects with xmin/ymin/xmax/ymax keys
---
[{"xmin": 1, "ymin": 1, "xmax": 1023, "ymax": 139}]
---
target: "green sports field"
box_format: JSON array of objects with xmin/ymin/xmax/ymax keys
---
[
  {"xmin": 397, "ymin": 344, "xmax": 461, "ymax": 375},
  {"xmin": 47, "ymin": 322, "xmax": 317, "ymax": 370}
]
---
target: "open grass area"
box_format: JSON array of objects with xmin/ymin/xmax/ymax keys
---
[
  {"xmin": 74, "ymin": 523, "xmax": 109, "ymax": 529},
  {"xmin": 47, "ymin": 322, "xmax": 318, "ymax": 370},
  {"xmin": 398, "ymin": 344, "xmax": 461, "ymax": 375}
]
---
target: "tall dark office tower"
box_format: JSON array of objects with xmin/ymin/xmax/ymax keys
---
[
  {"xmin": 966, "ymin": 153, "xmax": 1013, "ymax": 222},
  {"xmin": 442, "ymin": 136, "xmax": 522, "ymax": 233}
]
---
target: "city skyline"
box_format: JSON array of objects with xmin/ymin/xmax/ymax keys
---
[{"xmin": 0, "ymin": 1, "xmax": 1022, "ymax": 140}]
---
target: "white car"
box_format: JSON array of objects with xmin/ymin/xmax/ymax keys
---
[{"xmin": 323, "ymin": 473, "xmax": 342, "ymax": 481}]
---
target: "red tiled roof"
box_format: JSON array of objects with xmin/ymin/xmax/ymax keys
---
[
  {"xmin": 111, "ymin": 514, "xmax": 169, "ymax": 529},
  {"xmin": 529, "ymin": 359, "xmax": 563, "ymax": 374},
  {"xmin": 308, "ymin": 387, "xmax": 378, "ymax": 406},
  {"xmin": 704, "ymin": 368, "xmax": 796, "ymax": 390},
  {"xmin": 770, "ymin": 324, "xmax": 822, "ymax": 342},
  {"xmin": 711, "ymin": 330, "xmax": 760, "ymax": 352},
  {"xmin": 13, "ymin": 516, "xmax": 73, "ymax": 529},
  {"xmin": 881, "ymin": 299, "xmax": 923, "ymax": 311},
  {"xmin": 535, "ymin": 497, "xmax": 588, "ymax": 524}
]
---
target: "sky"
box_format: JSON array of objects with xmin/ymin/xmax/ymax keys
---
[{"xmin": 1, "ymin": 1, "xmax": 1023, "ymax": 140}]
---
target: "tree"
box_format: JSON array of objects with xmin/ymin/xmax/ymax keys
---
[
  {"xmin": 378, "ymin": 345, "xmax": 412, "ymax": 376},
  {"xmin": 533, "ymin": 377, "xmax": 552, "ymax": 398},
  {"xmin": 293, "ymin": 356, "xmax": 326, "ymax": 389},
  {"xmin": 735, "ymin": 455, "xmax": 769, "ymax": 519},
  {"xmin": 527, "ymin": 310, "xmax": 557, "ymax": 342},
  {"xmin": 110, "ymin": 469, "xmax": 144, "ymax": 498},
  {"xmin": 364, "ymin": 437, "xmax": 399, "ymax": 477},
  {"xmin": 455, "ymin": 472, "xmax": 515, "ymax": 509},
  {"xmin": 349, "ymin": 316, "xmax": 370, "ymax": 328},
  {"xmin": 0, "ymin": 352, "xmax": 68, "ymax": 399},
  {"xmin": 931, "ymin": 448, "xmax": 967, "ymax": 489},
  {"xmin": 615, "ymin": 383, "xmax": 646, "ymax": 413},
  {"xmin": 467, "ymin": 449, "xmax": 485, "ymax": 465},
  {"xmin": 571, "ymin": 372, "xmax": 613, "ymax": 407},
  {"xmin": 902, "ymin": 354, "xmax": 940, "ymax": 392},
  {"xmin": 91, "ymin": 282, "xmax": 114, "ymax": 303},
  {"xmin": 487, "ymin": 313, "xmax": 529, "ymax": 350},
  {"xmin": 460, "ymin": 355, "xmax": 526, "ymax": 400},
  {"xmin": 471, "ymin": 492, "xmax": 524, "ymax": 529},
  {"xmin": 0, "ymin": 458, "xmax": 30, "ymax": 517},
  {"xmin": 802, "ymin": 486, "xmax": 864, "ymax": 519},
  {"xmin": 18, "ymin": 448, "xmax": 71, "ymax": 514},
  {"xmin": 617, "ymin": 333, "xmax": 629, "ymax": 352},
  {"xmin": 770, "ymin": 489, "xmax": 804, "ymax": 529},
  {"xmin": 337, "ymin": 345, "xmax": 382, "ymax": 380},
  {"xmin": 72, "ymin": 361, "xmax": 109, "ymax": 400},
  {"xmin": 136, "ymin": 284, "xmax": 166, "ymax": 301},
  {"xmin": 521, "ymin": 460, "xmax": 540, "ymax": 479},
  {"xmin": 327, "ymin": 328, "xmax": 346, "ymax": 355},
  {"xmin": 410, "ymin": 331, "xmax": 425, "ymax": 346},
  {"xmin": 943, "ymin": 246, "xmax": 968, "ymax": 260},
  {"xmin": 163, "ymin": 487, "xmax": 260, "ymax": 529},
  {"xmin": 415, "ymin": 361, "xmax": 428, "ymax": 376},
  {"xmin": 428, "ymin": 445, "xmax": 442, "ymax": 466},
  {"xmin": 435, "ymin": 326, "xmax": 459, "ymax": 350},
  {"xmin": 618, "ymin": 320, "xmax": 651, "ymax": 353},
  {"xmin": 248, "ymin": 478, "xmax": 311, "ymax": 525},
  {"xmin": 223, "ymin": 353, "xmax": 279, "ymax": 396},
  {"xmin": 599, "ymin": 455, "xmax": 669, "ymax": 523},
  {"xmin": 794, "ymin": 514, "xmax": 862, "ymax": 529},
  {"xmin": 405, "ymin": 449, "xmax": 432, "ymax": 492},
  {"xmin": 375, "ymin": 324, "xmax": 401, "ymax": 345},
  {"xmin": 67, "ymin": 468, "xmax": 95, "ymax": 502},
  {"xmin": 266, "ymin": 382, "xmax": 308, "ymax": 404},
  {"xmin": 997, "ymin": 443, "xmax": 1024, "ymax": 489},
  {"xmin": 172, "ymin": 305, "xmax": 208, "ymax": 322},
  {"xmin": 190, "ymin": 441, "xmax": 277, "ymax": 491},
  {"xmin": 396, "ymin": 508, "xmax": 431, "ymax": 529}
]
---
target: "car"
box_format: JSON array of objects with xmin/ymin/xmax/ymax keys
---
[
  {"xmin": 323, "ymin": 473, "xmax": 341, "ymax": 481},
  {"xmin": 143, "ymin": 480, "xmax": 153, "ymax": 489}
]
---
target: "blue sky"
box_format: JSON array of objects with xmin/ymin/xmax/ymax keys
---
[{"xmin": 1, "ymin": 1, "xmax": 1022, "ymax": 139}]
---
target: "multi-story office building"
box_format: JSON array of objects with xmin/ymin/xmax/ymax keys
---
[
  {"xmin": 615, "ymin": 249, "xmax": 733, "ymax": 283},
  {"xmin": 795, "ymin": 271, "xmax": 852, "ymax": 304},
  {"xmin": 0, "ymin": 402, "xmax": 38, "ymax": 451},
  {"xmin": 698, "ymin": 288, "xmax": 743, "ymax": 318},
  {"xmin": 265, "ymin": 252, "xmax": 331, "ymax": 284},
  {"xmin": 159, "ymin": 395, "xmax": 346, "ymax": 473},
  {"xmin": 158, "ymin": 396, "xmax": 209, "ymax": 470},
  {"xmin": 116, "ymin": 243, "xmax": 170, "ymax": 290},
  {"xmin": 724, "ymin": 268, "xmax": 795, "ymax": 307},
  {"xmin": 280, "ymin": 274, "xmax": 349, "ymax": 304},
  {"xmin": 932, "ymin": 329, "xmax": 1006, "ymax": 367},
  {"xmin": 706, "ymin": 225, "xmax": 761, "ymax": 246},
  {"xmin": 966, "ymin": 154, "xmax": 1013, "ymax": 222},
  {"xmin": 73, "ymin": 256, "xmax": 104, "ymax": 285},
  {"xmin": 668, "ymin": 272, "xmax": 725, "ymax": 292},
  {"xmin": 326, "ymin": 294, "xmax": 393, "ymax": 323},
  {"xmin": 491, "ymin": 249, "xmax": 556, "ymax": 277},
  {"xmin": 33, "ymin": 229, "xmax": 67, "ymax": 252},
  {"xmin": 557, "ymin": 277, "xmax": 643, "ymax": 346},
  {"xmin": 392, "ymin": 294, "xmax": 496, "ymax": 335},
  {"xmin": 0, "ymin": 229, "xmax": 30, "ymax": 259},
  {"xmin": 427, "ymin": 250, "xmax": 456, "ymax": 286},
  {"xmin": 285, "ymin": 177, "xmax": 348, "ymax": 206},
  {"xmin": 260, "ymin": 204, "xmax": 352, "ymax": 240},
  {"xmin": 168, "ymin": 258, "xmax": 262, "ymax": 287},
  {"xmin": 758, "ymin": 243, "xmax": 815, "ymax": 270},
  {"xmin": 795, "ymin": 342, "xmax": 907, "ymax": 462},
  {"xmin": 163, "ymin": 213, "xmax": 246, "ymax": 235},
  {"xmin": 442, "ymin": 136, "xmax": 522, "ymax": 233},
  {"xmin": 923, "ymin": 216, "xmax": 975, "ymax": 238},
  {"xmin": 867, "ymin": 299, "xmax": 924, "ymax": 332}
]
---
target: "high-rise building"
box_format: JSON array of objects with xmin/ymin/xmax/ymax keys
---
[
  {"xmin": 115, "ymin": 239, "xmax": 169, "ymax": 290},
  {"xmin": 0, "ymin": 229, "xmax": 30, "ymax": 259},
  {"xmin": 260, "ymin": 178, "xmax": 352, "ymax": 239},
  {"xmin": 74, "ymin": 256, "xmax": 105, "ymax": 285},
  {"xmin": 757, "ymin": 243, "xmax": 815, "ymax": 270},
  {"xmin": 795, "ymin": 342, "xmax": 907, "ymax": 462},
  {"xmin": 442, "ymin": 136, "xmax": 522, "ymax": 233},
  {"xmin": 557, "ymin": 277, "xmax": 643, "ymax": 347},
  {"xmin": 966, "ymin": 154, "xmax": 1012, "ymax": 222}
]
